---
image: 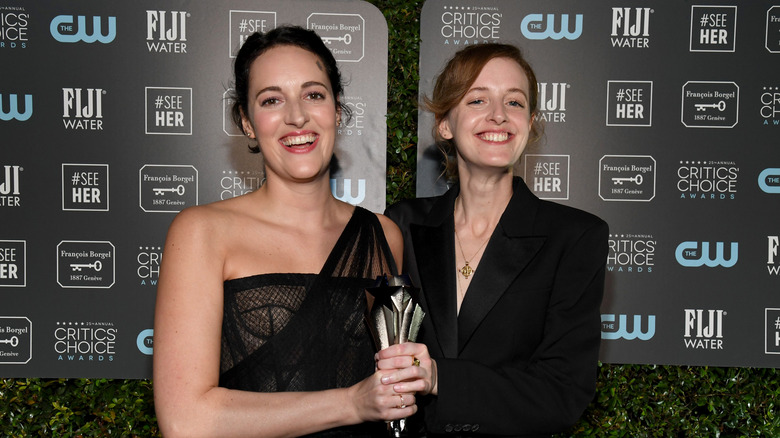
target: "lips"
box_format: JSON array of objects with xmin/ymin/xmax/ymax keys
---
[
  {"xmin": 478, "ymin": 131, "xmax": 511, "ymax": 142},
  {"xmin": 281, "ymin": 133, "xmax": 317, "ymax": 147}
]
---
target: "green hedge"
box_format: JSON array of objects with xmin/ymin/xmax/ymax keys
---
[{"xmin": 2, "ymin": 1, "xmax": 778, "ymax": 436}]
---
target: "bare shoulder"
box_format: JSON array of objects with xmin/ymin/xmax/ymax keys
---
[{"xmin": 375, "ymin": 212, "xmax": 403, "ymax": 268}]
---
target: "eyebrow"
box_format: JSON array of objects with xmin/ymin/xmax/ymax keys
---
[
  {"xmin": 254, "ymin": 81, "xmax": 329, "ymax": 100},
  {"xmin": 467, "ymin": 86, "xmax": 527, "ymax": 95}
]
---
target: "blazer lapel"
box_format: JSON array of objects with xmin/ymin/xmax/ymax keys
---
[
  {"xmin": 456, "ymin": 179, "xmax": 546, "ymax": 353},
  {"xmin": 411, "ymin": 189, "xmax": 459, "ymax": 358}
]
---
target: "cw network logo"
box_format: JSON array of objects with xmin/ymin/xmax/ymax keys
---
[
  {"xmin": 50, "ymin": 15, "xmax": 116, "ymax": 43},
  {"xmin": 601, "ymin": 314, "xmax": 655, "ymax": 340},
  {"xmin": 759, "ymin": 168, "xmax": 780, "ymax": 194},
  {"xmin": 675, "ymin": 241, "xmax": 738, "ymax": 268},
  {"xmin": 0, "ymin": 94, "xmax": 32, "ymax": 121},
  {"xmin": 330, "ymin": 178, "xmax": 365, "ymax": 205},
  {"xmin": 521, "ymin": 13, "xmax": 582, "ymax": 40}
]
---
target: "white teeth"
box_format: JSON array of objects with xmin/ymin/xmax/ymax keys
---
[
  {"xmin": 480, "ymin": 132, "xmax": 509, "ymax": 142},
  {"xmin": 281, "ymin": 134, "xmax": 317, "ymax": 146}
]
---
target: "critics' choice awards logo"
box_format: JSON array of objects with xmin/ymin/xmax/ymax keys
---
[
  {"xmin": 610, "ymin": 7, "xmax": 652, "ymax": 48},
  {"xmin": 601, "ymin": 314, "xmax": 656, "ymax": 341},
  {"xmin": 681, "ymin": 81, "xmax": 739, "ymax": 128},
  {"xmin": 0, "ymin": 8, "xmax": 28, "ymax": 49},
  {"xmin": 766, "ymin": 309, "xmax": 780, "ymax": 354},
  {"xmin": 758, "ymin": 168, "xmax": 780, "ymax": 194},
  {"xmin": 0, "ymin": 317, "xmax": 32, "ymax": 364},
  {"xmin": 675, "ymin": 241, "xmax": 738, "ymax": 268},
  {"xmin": 606, "ymin": 81, "xmax": 652, "ymax": 127},
  {"xmin": 309, "ymin": 13, "xmax": 365, "ymax": 63},
  {"xmin": 439, "ymin": 5, "xmax": 501, "ymax": 45},
  {"xmin": 0, "ymin": 164, "xmax": 22, "ymax": 207},
  {"xmin": 50, "ymin": 15, "xmax": 115, "ymax": 44},
  {"xmin": 54, "ymin": 321, "xmax": 116, "ymax": 362},
  {"xmin": 761, "ymin": 86, "xmax": 780, "ymax": 126},
  {"xmin": 0, "ymin": 240, "xmax": 25, "ymax": 287},
  {"xmin": 0, "ymin": 93, "xmax": 32, "ymax": 121},
  {"xmin": 677, "ymin": 160, "xmax": 738, "ymax": 200},
  {"xmin": 608, "ymin": 234, "xmax": 655, "ymax": 274},
  {"xmin": 684, "ymin": 309, "xmax": 725, "ymax": 350},
  {"xmin": 145, "ymin": 87, "xmax": 192, "ymax": 135},
  {"xmin": 768, "ymin": 7, "xmax": 780, "ymax": 53},
  {"xmin": 229, "ymin": 10, "xmax": 276, "ymax": 57},
  {"xmin": 146, "ymin": 10, "xmax": 188, "ymax": 53},
  {"xmin": 769, "ymin": 236, "xmax": 780, "ymax": 276},
  {"xmin": 220, "ymin": 170, "xmax": 263, "ymax": 200},
  {"xmin": 338, "ymin": 95, "xmax": 366, "ymax": 136},
  {"xmin": 522, "ymin": 12, "xmax": 582, "ymax": 41},
  {"xmin": 57, "ymin": 241, "xmax": 115, "ymax": 289},
  {"xmin": 62, "ymin": 88, "xmax": 104, "ymax": 131},
  {"xmin": 139, "ymin": 165, "xmax": 198, "ymax": 213},
  {"xmin": 523, "ymin": 154, "xmax": 569, "ymax": 200},
  {"xmin": 137, "ymin": 246, "xmax": 162, "ymax": 286},
  {"xmin": 62, "ymin": 164, "xmax": 109, "ymax": 211},
  {"xmin": 689, "ymin": 6, "xmax": 736, "ymax": 52},
  {"xmin": 537, "ymin": 82, "xmax": 568, "ymax": 123},
  {"xmin": 599, "ymin": 155, "xmax": 656, "ymax": 202}
]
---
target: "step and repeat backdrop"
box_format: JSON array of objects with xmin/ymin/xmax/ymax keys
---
[
  {"xmin": 418, "ymin": 0, "xmax": 780, "ymax": 367},
  {"xmin": 0, "ymin": 0, "xmax": 387, "ymax": 378}
]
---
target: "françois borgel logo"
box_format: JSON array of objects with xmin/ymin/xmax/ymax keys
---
[
  {"xmin": 523, "ymin": 154, "xmax": 569, "ymax": 200},
  {"xmin": 768, "ymin": 7, "xmax": 780, "ymax": 53},
  {"xmin": 689, "ymin": 6, "xmax": 736, "ymax": 52},
  {"xmin": 610, "ymin": 7, "xmax": 652, "ymax": 48},
  {"xmin": 599, "ymin": 155, "xmax": 656, "ymax": 202},
  {"xmin": 137, "ymin": 245, "xmax": 162, "ymax": 286},
  {"xmin": 675, "ymin": 241, "xmax": 738, "ymax": 268},
  {"xmin": 601, "ymin": 314, "xmax": 655, "ymax": 341},
  {"xmin": 0, "ymin": 7, "xmax": 29, "ymax": 49},
  {"xmin": 0, "ymin": 93, "xmax": 32, "ymax": 122},
  {"xmin": 50, "ymin": 15, "xmax": 116, "ymax": 44},
  {"xmin": 608, "ymin": 233, "xmax": 655, "ymax": 274},
  {"xmin": 62, "ymin": 88, "xmax": 104, "ymax": 131},
  {"xmin": 139, "ymin": 164, "xmax": 198, "ymax": 213},
  {"xmin": 308, "ymin": 13, "xmax": 365, "ymax": 62},
  {"xmin": 146, "ymin": 10, "xmax": 188, "ymax": 53},
  {"xmin": 439, "ymin": 5, "xmax": 501, "ymax": 45},
  {"xmin": 229, "ymin": 10, "xmax": 276, "ymax": 58},
  {"xmin": 0, "ymin": 316, "xmax": 32, "ymax": 364},
  {"xmin": 145, "ymin": 87, "xmax": 192, "ymax": 135},
  {"xmin": 681, "ymin": 81, "xmax": 739, "ymax": 128},
  {"xmin": 54, "ymin": 321, "xmax": 116, "ymax": 362},
  {"xmin": 57, "ymin": 241, "xmax": 115, "ymax": 289},
  {"xmin": 677, "ymin": 160, "xmax": 738, "ymax": 200},
  {"xmin": 606, "ymin": 81, "xmax": 652, "ymax": 127},
  {"xmin": 536, "ymin": 82, "xmax": 568, "ymax": 123},
  {"xmin": 1, "ymin": 164, "xmax": 22, "ymax": 207},
  {"xmin": 62, "ymin": 164, "xmax": 109, "ymax": 211},
  {"xmin": 0, "ymin": 240, "xmax": 26, "ymax": 287},
  {"xmin": 761, "ymin": 86, "xmax": 780, "ymax": 126},
  {"xmin": 684, "ymin": 309, "xmax": 725, "ymax": 350}
]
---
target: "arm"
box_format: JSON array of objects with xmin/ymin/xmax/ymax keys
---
[{"xmin": 153, "ymin": 207, "xmax": 414, "ymax": 438}]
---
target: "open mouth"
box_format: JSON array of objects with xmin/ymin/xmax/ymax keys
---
[
  {"xmin": 478, "ymin": 131, "xmax": 511, "ymax": 142},
  {"xmin": 281, "ymin": 133, "xmax": 318, "ymax": 147}
]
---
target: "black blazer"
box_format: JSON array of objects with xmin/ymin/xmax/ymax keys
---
[{"xmin": 385, "ymin": 178, "xmax": 608, "ymax": 437}]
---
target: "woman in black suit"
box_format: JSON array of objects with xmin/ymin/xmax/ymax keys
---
[{"xmin": 377, "ymin": 43, "xmax": 609, "ymax": 437}]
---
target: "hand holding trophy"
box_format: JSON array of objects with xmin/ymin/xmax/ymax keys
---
[{"xmin": 365, "ymin": 274, "xmax": 425, "ymax": 437}]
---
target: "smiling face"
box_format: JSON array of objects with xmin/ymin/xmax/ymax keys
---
[
  {"xmin": 437, "ymin": 57, "xmax": 533, "ymax": 177},
  {"xmin": 240, "ymin": 44, "xmax": 339, "ymax": 184}
]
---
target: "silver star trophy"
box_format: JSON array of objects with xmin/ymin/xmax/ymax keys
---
[{"xmin": 365, "ymin": 274, "xmax": 425, "ymax": 437}]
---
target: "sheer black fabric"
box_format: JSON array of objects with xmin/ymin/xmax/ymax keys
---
[{"xmin": 219, "ymin": 207, "xmax": 397, "ymax": 437}]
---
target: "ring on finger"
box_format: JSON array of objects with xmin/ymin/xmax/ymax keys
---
[
  {"xmin": 412, "ymin": 356, "xmax": 421, "ymax": 367},
  {"xmin": 397, "ymin": 394, "xmax": 406, "ymax": 409}
]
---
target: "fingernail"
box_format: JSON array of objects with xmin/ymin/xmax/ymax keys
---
[{"xmin": 381, "ymin": 376, "xmax": 390, "ymax": 384}]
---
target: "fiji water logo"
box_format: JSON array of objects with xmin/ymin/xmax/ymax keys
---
[
  {"xmin": 146, "ymin": 10, "xmax": 188, "ymax": 53},
  {"xmin": 601, "ymin": 314, "xmax": 656, "ymax": 340},
  {"xmin": 684, "ymin": 309, "xmax": 725, "ymax": 350},
  {"xmin": 50, "ymin": 15, "xmax": 116, "ymax": 44},
  {"xmin": 675, "ymin": 241, "xmax": 738, "ymax": 268},
  {"xmin": 0, "ymin": 93, "xmax": 32, "ymax": 121},
  {"xmin": 521, "ymin": 13, "xmax": 583, "ymax": 40}
]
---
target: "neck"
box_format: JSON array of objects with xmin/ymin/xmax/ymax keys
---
[
  {"xmin": 454, "ymin": 171, "xmax": 513, "ymax": 236},
  {"xmin": 252, "ymin": 172, "xmax": 345, "ymax": 225}
]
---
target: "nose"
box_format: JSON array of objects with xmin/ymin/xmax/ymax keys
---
[
  {"xmin": 284, "ymin": 100, "xmax": 308, "ymax": 127},
  {"xmin": 487, "ymin": 101, "xmax": 506, "ymax": 124}
]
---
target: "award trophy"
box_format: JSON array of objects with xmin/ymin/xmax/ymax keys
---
[{"xmin": 365, "ymin": 274, "xmax": 425, "ymax": 437}]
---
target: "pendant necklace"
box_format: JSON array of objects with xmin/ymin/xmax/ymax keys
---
[{"xmin": 454, "ymin": 228, "xmax": 489, "ymax": 280}]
